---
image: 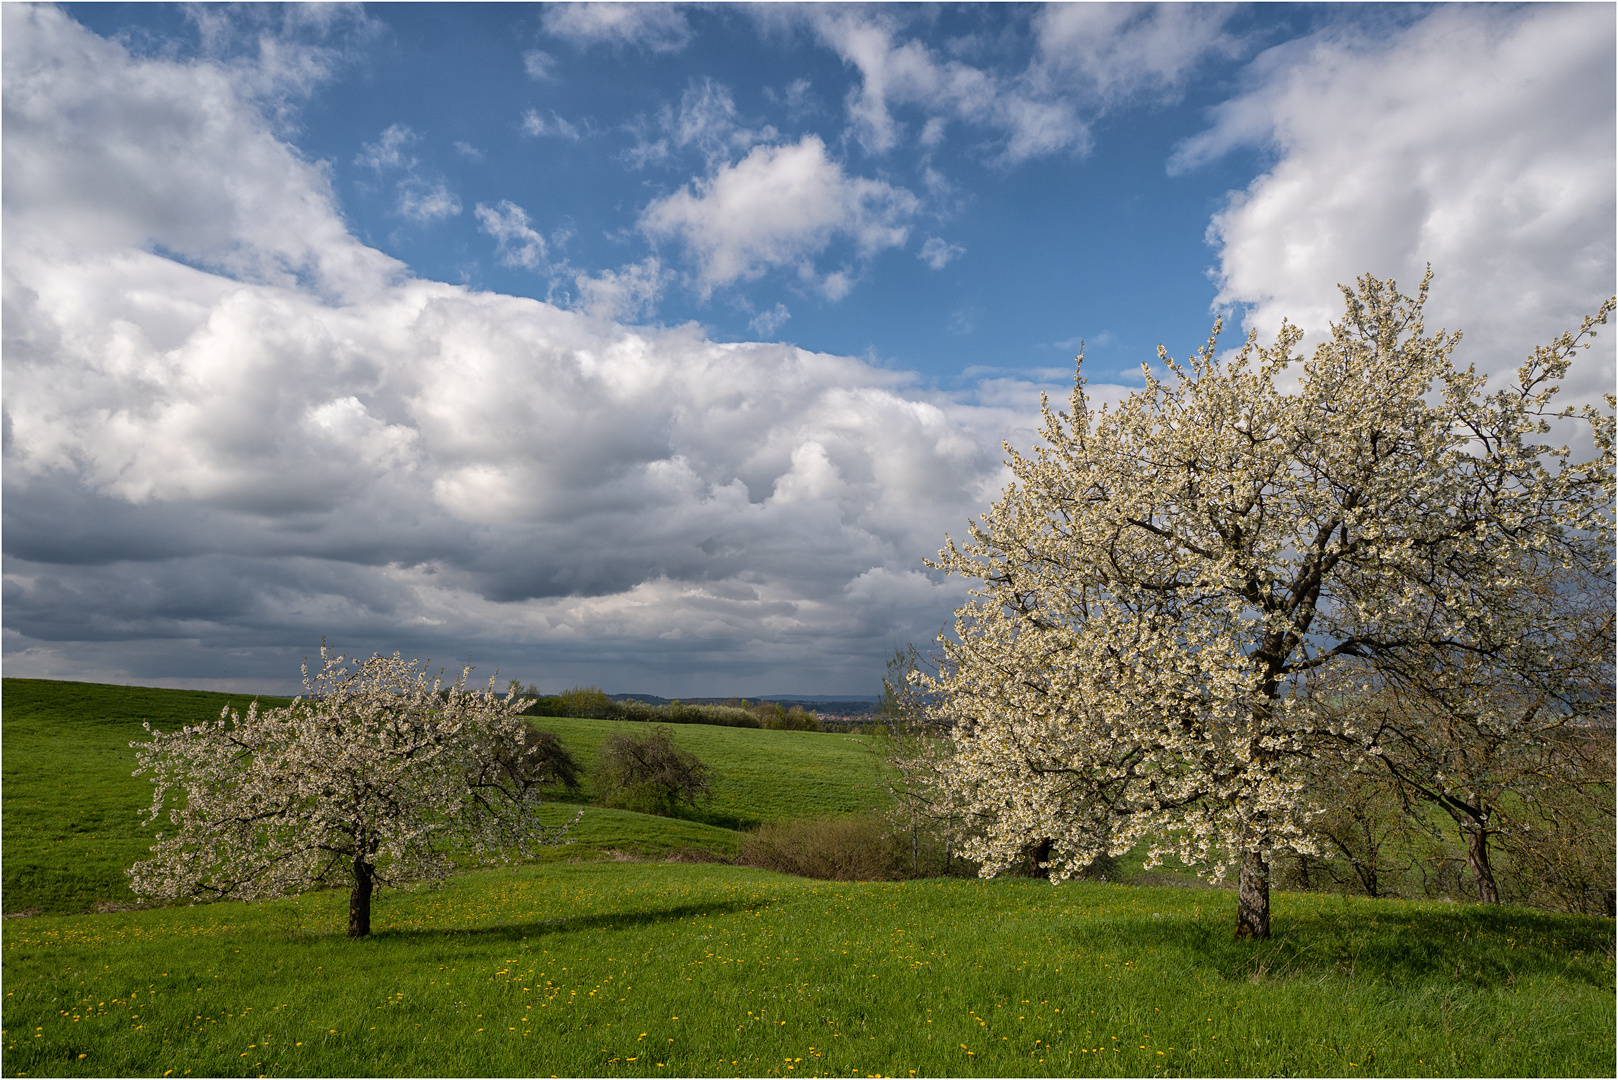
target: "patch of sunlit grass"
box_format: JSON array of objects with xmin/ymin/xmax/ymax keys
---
[{"xmin": 4, "ymin": 863, "xmax": 1611, "ymax": 1077}]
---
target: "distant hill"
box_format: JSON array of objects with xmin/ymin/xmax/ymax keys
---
[{"xmin": 609, "ymin": 692, "xmax": 883, "ymax": 715}]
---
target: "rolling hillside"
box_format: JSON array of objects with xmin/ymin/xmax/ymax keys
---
[{"xmin": 0, "ymin": 678, "xmax": 885, "ymax": 916}]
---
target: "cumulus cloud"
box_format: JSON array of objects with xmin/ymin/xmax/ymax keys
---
[
  {"xmin": 1, "ymin": 4, "xmax": 401, "ymax": 302},
  {"xmin": 639, "ymin": 135, "xmax": 919, "ymax": 295},
  {"xmin": 541, "ymin": 2, "xmax": 692, "ymax": 54},
  {"xmin": 1177, "ymin": 4, "xmax": 1616, "ymax": 403},
  {"xmin": 1, "ymin": 6, "xmax": 1047, "ymax": 693}
]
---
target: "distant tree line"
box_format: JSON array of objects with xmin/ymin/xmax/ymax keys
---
[{"xmin": 510, "ymin": 684, "xmax": 825, "ymax": 731}]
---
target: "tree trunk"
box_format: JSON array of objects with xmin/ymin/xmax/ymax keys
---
[
  {"xmin": 1234, "ymin": 848, "xmax": 1270, "ymax": 940},
  {"xmin": 1028, "ymin": 837, "xmax": 1053, "ymax": 880},
  {"xmin": 1463, "ymin": 821, "xmax": 1500, "ymax": 905},
  {"xmin": 348, "ymin": 854, "xmax": 374, "ymax": 939}
]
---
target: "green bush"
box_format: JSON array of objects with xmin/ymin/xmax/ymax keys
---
[
  {"xmin": 518, "ymin": 724, "xmax": 584, "ymax": 790},
  {"xmin": 739, "ymin": 814, "xmax": 911, "ymax": 881},
  {"xmin": 597, "ymin": 726, "xmax": 715, "ymax": 817}
]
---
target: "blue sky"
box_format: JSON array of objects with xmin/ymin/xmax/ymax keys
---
[
  {"xmin": 68, "ymin": 1, "xmax": 1296, "ymax": 383},
  {"xmin": 4, "ymin": 3, "xmax": 1614, "ymax": 696}
]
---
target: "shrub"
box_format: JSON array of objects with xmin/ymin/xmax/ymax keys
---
[
  {"xmin": 739, "ymin": 815, "xmax": 910, "ymax": 881},
  {"xmin": 597, "ymin": 726, "xmax": 714, "ymax": 816},
  {"xmin": 518, "ymin": 725, "xmax": 584, "ymax": 791}
]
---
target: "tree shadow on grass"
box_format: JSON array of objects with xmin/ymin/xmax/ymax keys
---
[
  {"xmin": 1102, "ymin": 899, "xmax": 1614, "ymax": 990},
  {"xmin": 531, "ymin": 791, "xmax": 762, "ymax": 832},
  {"xmin": 369, "ymin": 897, "xmax": 775, "ymax": 946},
  {"xmin": 677, "ymin": 808, "xmax": 763, "ymax": 831}
]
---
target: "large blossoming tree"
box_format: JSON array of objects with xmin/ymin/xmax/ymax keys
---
[
  {"xmin": 925, "ymin": 272, "xmax": 1614, "ymax": 938},
  {"xmin": 129, "ymin": 648, "xmax": 581, "ymax": 937}
]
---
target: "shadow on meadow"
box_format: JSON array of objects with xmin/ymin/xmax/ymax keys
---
[
  {"xmin": 367, "ymin": 897, "xmax": 775, "ymax": 946},
  {"xmin": 1073, "ymin": 898, "xmax": 1614, "ymax": 990}
]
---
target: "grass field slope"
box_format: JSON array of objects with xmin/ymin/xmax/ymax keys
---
[
  {"xmin": 3, "ymin": 678, "xmax": 1614, "ymax": 1078},
  {"xmin": 3, "ymin": 680, "xmax": 295, "ymax": 916},
  {"xmin": 0, "ymin": 679, "xmax": 882, "ymax": 916},
  {"xmin": 5, "ymin": 863, "xmax": 1613, "ymax": 1077},
  {"xmin": 515, "ymin": 715, "xmax": 888, "ymax": 829}
]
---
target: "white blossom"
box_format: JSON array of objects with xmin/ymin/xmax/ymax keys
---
[
  {"xmin": 128, "ymin": 647, "xmax": 580, "ymax": 935},
  {"xmin": 924, "ymin": 271, "xmax": 1614, "ymax": 938}
]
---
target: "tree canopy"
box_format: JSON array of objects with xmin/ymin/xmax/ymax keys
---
[
  {"xmin": 129, "ymin": 648, "xmax": 579, "ymax": 937},
  {"xmin": 924, "ymin": 272, "xmax": 1614, "ymax": 938}
]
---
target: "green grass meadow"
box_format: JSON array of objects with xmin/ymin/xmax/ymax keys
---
[
  {"xmin": 4, "ymin": 677, "xmax": 1615, "ymax": 1077},
  {"xmin": 0, "ymin": 680, "xmax": 880, "ymax": 916},
  {"xmin": 512, "ymin": 715, "xmax": 890, "ymax": 830}
]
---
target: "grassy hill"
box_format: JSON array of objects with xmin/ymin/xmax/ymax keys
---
[
  {"xmin": 3, "ymin": 678, "xmax": 1613, "ymax": 1077},
  {"xmin": 4, "ymin": 861, "xmax": 1613, "ymax": 1077},
  {"xmin": 0, "ymin": 679, "xmax": 884, "ymax": 916},
  {"xmin": 2, "ymin": 680, "xmax": 296, "ymax": 916},
  {"xmin": 519, "ymin": 714, "xmax": 887, "ymax": 829}
]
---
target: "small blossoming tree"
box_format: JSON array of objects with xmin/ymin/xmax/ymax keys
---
[
  {"xmin": 925, "ymin": 272, "xmax": 1614, "ymax": 939},
  {"xmin": 128, "ymin": 648, "xmax": 581, "ymax": 937}
]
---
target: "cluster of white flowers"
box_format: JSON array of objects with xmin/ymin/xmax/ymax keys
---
[
  {"xmin": 923, "ymin": 271, "xmax": 1614, "ymax": 935},
  {"xmin": 128, "ymin": 648, "xmax": 580, "ymax": 920}
]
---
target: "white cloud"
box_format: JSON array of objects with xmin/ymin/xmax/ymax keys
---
[
  {"xmin": 1031, "ymin": 3, "xmax": 1243, "ymax": 106},
  {"xmin": 919, "ymin": 237, "xmax": 964, "ymax": 270},
  {"xmin": 359, "ymin": 123, "xmax": 461, "ymax": 223},
  {"xmin": 356, "ymin": 122, "xmax": 417, "ymax": 171},
  {"xmin": 1, "ymin": 4, "xmax": 401, "ymax": 303},
  {"xmin": 817, "ymin": 269, "xmax": 854, "ymax": 302},
  {"xmin": 522, "ymin": 48, "xmax": 557, "ymax": 80},
  {"xmin": 2, "ymin": 6, "xmax": 1068, "ymax": 693},
  {"xmin": 572, "ymin": 257, "xmax": 667, "ymax": 321},
  {"xmin": 521, "ymin": 108, "xmax": 581, "ymax": 140},
  {"xmin": 1177, "ymin": 5, "xmax": 1616, "ymax": 404},
  {"xmin": 808, "ymin": 7, "xmax": 1086, "ymax": 162},
  {"xmin": 624, "ymin": 78, "xmax": 778, "ymax": 170},
  {"xmin": 750, "ymin": 302, "xmax": 791, "ymax": 337},
  {"xmin": 639, "ymin": 135, "xmax": 919, "ymax": 295},
  {"xmin": 541, "ymin": 3, "xmax": 692, "ymax": 54},
  {"xmin": 668, "ymin": 78, "xmax": 742, "ymax": 152},
  {"xmin": 397, "ymin": 180, "xmax": 462, "ymax": 222},
  {"xmin": 182, "ymin": 1, "xmax": 380, "ymax": 117},
  {"xmin": 474, "ymin": 200, "xmax": 549, "ymax": 270},
  {"xmin": 794, "ymin": 4, "xmax": 1245, "ymax": 163},
  {"xmin": 453, "ymin": 140, "xmax": 484, "ymax": 160}
]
